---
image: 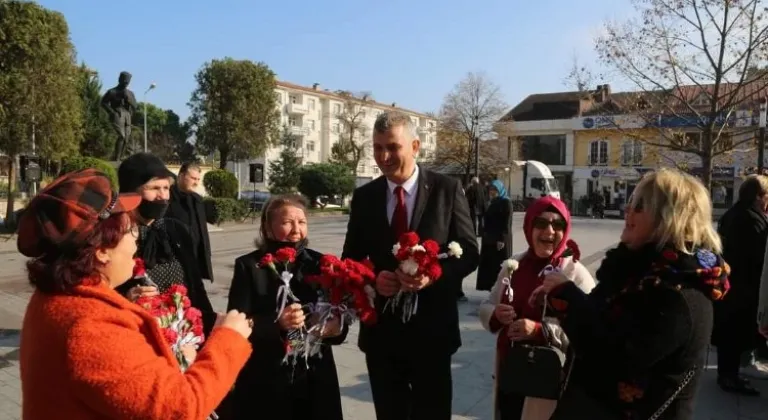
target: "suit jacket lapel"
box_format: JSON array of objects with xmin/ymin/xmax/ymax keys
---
[
  {"xmin": 410, "ymin": 167, "xmax": 431, "ymax": 231},
  {"xmin": 372, "ymin": 177, "xmax": 392, "ymax": 240}
]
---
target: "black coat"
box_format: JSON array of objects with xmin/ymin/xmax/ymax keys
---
[
  {"xmin": 116, "ymin": 218, "xmax": 216, "ymax": 336},
  {"xmin": 226, "ymin": 247, "xmax": 348, "ymax": 420},
  {"xmin": 476, "ymin": 197, "xmax": 513, "ymax": 291},
  {"xmin": 714, "ymin": 201, "xmax": 768, "ymax": 350},
  {"xmin": 341, "ymin": 168, "xmax": 479, "ymax": 356},
  {"xmin": 550, "ymin": 243, "xmax": 727, "ymax": 420},
  {"xmin": 166, "ymin": 185, "xmax": 214, "ymax": 281}
]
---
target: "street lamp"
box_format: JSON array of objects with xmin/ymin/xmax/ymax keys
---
[
  {"xmin": 143, "ymin": 82, "xmax": 157, "ymax": 152},
  {"xmin": 759, "ymin": 98, "xmax": 767, "ymax": 174},
  {"xmin": 473, "ymin": 115, "xmax": 480, "ymax": 178}
]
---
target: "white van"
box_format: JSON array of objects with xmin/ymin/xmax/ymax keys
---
[{"xmin": 512, "ymin": 160, "xmax": 561, "ymax": 199}]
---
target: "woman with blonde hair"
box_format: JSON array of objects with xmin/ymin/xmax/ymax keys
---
[{"xmin": 537, "ymin": 168, "xmax": 730, "ymax": 420}]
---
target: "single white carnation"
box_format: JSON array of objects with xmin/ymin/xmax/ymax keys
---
[
  {"xmin": 392, "ymin": 243, "xmax": 401, "ymax": 255},
  {"xmin": 400, "ymin": 257, "xmax": 419, "ymax": 276},
  {"xmin": 504, "ymin": 259, "xmax": 519, "ymax": 271},
  {"xmin": 280, "ymin": 271, "xmax": 294, "ymax": 284},
  {"xmin": 447, "ymin": 241, "xmax": 463, "ymax": 258},
  {"xmin": 410, "ymin": 244, "xmax": 426, "ymax": 253}
]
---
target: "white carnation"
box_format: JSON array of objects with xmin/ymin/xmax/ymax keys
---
[
  {"xmin": 504, "ymin": 259, "xmax": 519, "ymax": 271},
  {"xmin": 410, "ymin": 244, "xmax": 426, "ymax": 253},
  {"xmin": 400, "ymin": 258, "xmax": 419, "ymax": 276},
  {"xmin": 392, "ymin": 243, "xmax": 401, "ymax": 255},
  {"xmin": 447, "ymin": 241, "xmax": 463, "ymax": 258}
]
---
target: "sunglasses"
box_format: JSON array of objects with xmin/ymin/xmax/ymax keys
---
[{"xmin": 532, "ymin": 217, "xmax": 567, "ymax": 232}]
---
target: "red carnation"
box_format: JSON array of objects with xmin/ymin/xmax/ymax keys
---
[
  {"xmin": 425, "ymin": 262, "xmax": 443, "ymax": 280},
  {"xmin": 662, "ymin": 249, "xmax": 678, "ymax": 261},
  {"xmin": 565, "ymin": 239, "xmax": 581, "ymax": 261},
  {"xmin": 181, "ymin": 296, "xmax": 191, "ymax": 308},
  {"xmin": 359, "ymin": 308, "xmax": 377, "ymax": 325},
  {"xmin": 321, "ymin": 254, "xmax": 341, "ymax": 266},
  {"xmin": 259, "ymin": 253, "xmax": 275, "ymax": 266},
  {"xmin": 191, "ymin": 323, "xmax": 204, "ymax": 338},
  {"xmin": 162, "ymin": 328, "xmax": 179, "ymax": 345},
  {"xmin": 133, "ymin": 258, "xmax": 146, "ymax": 277},
  {"xmin": 168, "ymin": 284, "xmax": 188, "ymax": 297},
  {"xmin": 399, "ymin": 232, "xmax": 420, "ymax": 247},
  {"xmin": 362, "ymin": 258, "xmax": 375, "ymax": 271},
  {"xmin": 186, "ymin": 307, "xmax": 202, "ymax": 324},
  {"xmin": 423, "ymin": 240, "xmax": 440, "ymax": 257},
  {"xmin": 275, "ymin": 247, "xmax": 297, "ymax": 263}
]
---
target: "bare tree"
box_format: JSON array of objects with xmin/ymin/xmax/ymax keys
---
[
  {"xmin": 434, "ymin": 126, "xmax": 507, "ymax": 180},
  {"xmin": 438, "ymin": 72, "xmax": 508, "ymax": 180},
  {"xmin": 591, "ymin": 0, "xmax": 768, "ymax": 189},
  {"xmin": 329, "ymin": 90, "xmax": 372, "ymax": 174}
]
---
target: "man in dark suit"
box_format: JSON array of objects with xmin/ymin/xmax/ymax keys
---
[
  {"xmin": 342, "ymin": 111, "xmax": 479, "ymax": 420},
  {"xmin": 166, "ymin": 162, "xmax": 214, "ymax": 281},
  {"xmin": 465, "ymin": 176, "xmax": 487, "ymax": 236}
]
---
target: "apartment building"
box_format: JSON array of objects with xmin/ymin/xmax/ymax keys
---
[{"xmin": 229, "ymin": 81, "xmax": 438, "ymax": 191}]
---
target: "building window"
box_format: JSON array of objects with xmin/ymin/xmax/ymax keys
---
[
  {"xmin": 289, "ymin": 95, "xmax": 297, "ymax": 104},
  {"xmin": 520, "ymin": 135, "xmax": 566, "ymax": 165},
  {"xmin": 275, "ymin": 93, "xmax": 282, "ymax": 104},
  {"xmin": 333, "ymin": 104, "xmax": 341, "ymax": 115},
  {"xmin": 332, "ymin": 123, "xmax": 340, "ymax": 133},
  {"xmin": 289, "ymin": 117, "xmax": 297, "ymax": 127},
  {"xmin": 359, "ymin": 162, "xmax": 366, "ymax": 173},
  {"xmin": 373, "ymin": 166, "xmax": 380, "ymax": 175},
  {"xmin": 621, "ymin": 140, "xmax": 643, "ymax": 166},
  {"xmin": 306, "ymin": 141, "xmax": 315, "ymax": 152},
  {"xmin": 672, "ymin": 132, "xmax": 701, "ymax": 150},
  {"xmin": 308, "ymin": 120, "xmax": 315, "ymax": 130},
  {"xmin": 360, "ymin": 110, "xmax": 366, "ymax": 119},
  {"xmin": 588, "ymin": 140, "xmax": 609, "ymax": 166},
  {"xmin": 308, "ymin": 99, "xmax": 315, "ymax": 110}
]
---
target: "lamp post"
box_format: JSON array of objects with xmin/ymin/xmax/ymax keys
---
[
  {"xmin": 473, "ymin": 115, "xmax": 480, "ymax": 178},
  {"xmin": 759, "ymin": 98, "xmax": 767, "ymax": 174},
  {"xmin": 143, "ymin": 82, "xmax": 156, "ymax": 152}
]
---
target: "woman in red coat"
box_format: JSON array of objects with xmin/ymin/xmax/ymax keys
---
[{"xmin": 18, "ymin": 168, "xmax": 253, "ymax": 420}]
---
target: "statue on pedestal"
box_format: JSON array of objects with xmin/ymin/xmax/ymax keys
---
[{"xmin": 101, "ymin": 71, "xmax": 137, "ymax": 161}]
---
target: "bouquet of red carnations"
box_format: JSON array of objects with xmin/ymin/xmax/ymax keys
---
[
  {"xmin": 258, "ymin": 247, "xmax": 309, "ymax": 365},
  {"xmin": 135, "ymin": 284, "xmax": 205, "ymax": 371},
  {"xmin": 307, "ymin": 254, "xmax": 378, "ymax": 327},
  {"xmin": 386, "ymin": 232, "xmax": 463, "ymax": 322}
]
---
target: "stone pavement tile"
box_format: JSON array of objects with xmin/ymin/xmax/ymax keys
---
[{"xmin": 461, "ymin": 392, "xmax": 493, "ymax": 419}]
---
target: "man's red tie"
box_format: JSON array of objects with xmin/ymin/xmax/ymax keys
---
[{"xmin": 392, "ymin": 186, "xmax": 408, "ymax": 239}]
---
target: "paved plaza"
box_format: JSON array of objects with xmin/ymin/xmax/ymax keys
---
[{"xmin": 0, "ymin": 214, "xmax": 766, "ymax": 419}]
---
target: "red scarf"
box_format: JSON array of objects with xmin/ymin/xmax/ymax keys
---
[{"xmin": 495, "ymin": 196, "xmax": 576, "ymax": 356}]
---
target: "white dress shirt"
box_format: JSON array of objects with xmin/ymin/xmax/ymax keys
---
[{"xmin": 386, "ymin": 166, "xmax": 419, "ymax": 226}]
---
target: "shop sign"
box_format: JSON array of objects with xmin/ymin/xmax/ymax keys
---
[{"xmin": 687, "ymin": 166, "xmax": 734, "ymax": 179}]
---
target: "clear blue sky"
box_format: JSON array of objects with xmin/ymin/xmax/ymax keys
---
[{"xmin": 39, "ymin": 0, "xmax": 633, "ymax": 120}]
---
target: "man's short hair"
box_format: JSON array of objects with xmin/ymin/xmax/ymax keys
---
[
  {"xmin": 179, "ymin": 162, "xmax": 201, "ymax": 175},
  {"xmin": 373, "ymin": 111, "xmax": 418, "ymax": 138}
]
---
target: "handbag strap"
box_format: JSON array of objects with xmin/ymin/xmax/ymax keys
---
[{"xmin": 647, "ymin": 367, "xmax": 696, "ymax": 420}]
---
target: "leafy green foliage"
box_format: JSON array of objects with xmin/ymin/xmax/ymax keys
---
[
  {"xmin": 77, "ymin": 64, "xmax": 115, "ymax": 159},
  {"xmin": 268, "ymin": 127, "xmax": 303, "ymax": 194},
  {"xmin": 0, "ymin": 1, "xmax": 83, "ymax": 222},
  {"xmin": 298, "ymin": 163, "xmax": 355, "ymax": 203},
  {"xmin": 188, "ymin": 58, "xmax": 280, "ymax": 168},
  {"xmin": 203, "ymin": 197, "xmax": 249, "ymax": 225},
  {"xmin": 60, "ymin": 156, "xmax": 118, "ymax": 188},
  {"xmin": 203, "ymin": 169, "xmax": 239, "ymax": 198}
]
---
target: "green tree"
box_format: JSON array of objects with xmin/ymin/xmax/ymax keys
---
[
  {"xmin": 188, "ymin": 58, "xmax": 280, "ymax": 168},
  {"xmin": 268, "ymin": 126, "xmax": 303, "ymax": 194},
  {"xmin": 77, "ymin": 64, "xmax": 115, "ymax": 159},
  {"xmin": 298, "ymin": 163, "xmax": 355, "ymax": 204},
  {"xmin": 0, "ymin": 0, "xmax": 83, "ymax": 223}
]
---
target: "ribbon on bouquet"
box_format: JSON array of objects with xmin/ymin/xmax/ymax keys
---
[
  {"xmin": 538, "ymin": 264, "xmax": 559, "ymax": 278},
  {"xmin": 274, "ymin": 270, "xmax": 299, "ymax": 321},
  {"xmin": 501, "ymin": 277, "xmax": 514, "ymax": 302},
  {"xmin": 384, "ymin": 291, "xmax": 419, "ymax": 323}
]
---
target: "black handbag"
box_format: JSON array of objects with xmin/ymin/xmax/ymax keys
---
[{"xmin": 498, "ymin": 301, "xmax": 571, "ymax": 400}]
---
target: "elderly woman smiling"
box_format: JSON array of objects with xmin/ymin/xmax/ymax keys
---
[
  {"xmin": 539, "ymin": 168, "xmax": 731, "ymax": 420},
  {"xmin": 479, "ymin": 196, "xmax": 595, "ymax": 420},
  {"xmin": 18, "ymin": 169, "xmax": 254, "ymax": 420}
]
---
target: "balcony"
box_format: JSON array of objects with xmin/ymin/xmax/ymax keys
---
[
  {"xmin": 418, "ymin": 125, "xmax": 430, "ymax": 134},
  {"xmin": 287, "ymin": 103, "xmax": 309, "ymax": 115},
  {"xmin": 289, "ymin": 126, "xmax": 309, "ymax": 136}
]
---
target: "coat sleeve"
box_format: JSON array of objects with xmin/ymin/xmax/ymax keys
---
[
  {"xmin": 548, "ymin": 281, "xmax": 692, "ymax": 377},
  {"xmin": 479, "ymin": 263, "xmax": 507, "ymax": 332},
  {"xmin": 341, "ymin": 189, "xmax": 367, "ymax": 261},
  {"xmin": 427, "ymin": 180, "xmax": 480, "ymax": 296},
  {"xmin": 540, "ymin": 261, "xmax": 596, "ymax": 353},
  {"xmin": 227, "ymin": 258, "xmax": 284, "ymax": 342},
  {"xmin": 67, "ymin": 316, "xmax": 251, "ymax": 420},
  {"xmin": 759, "ymin": 235, "xmax": 768, "ymax": 332}
]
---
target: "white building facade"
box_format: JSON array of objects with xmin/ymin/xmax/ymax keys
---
[{"xmin": 229, "ymin": 81, "xmax": 438, "ymax": 191}]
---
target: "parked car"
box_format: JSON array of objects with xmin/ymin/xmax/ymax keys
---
[{"xmin": 240, "ymin": 190, "xmax": 271, "ymax": 211}]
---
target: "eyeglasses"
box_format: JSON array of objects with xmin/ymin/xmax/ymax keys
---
[{"xmin": 532, "ymin": 217, "xmax": 567, "ymax": 232}]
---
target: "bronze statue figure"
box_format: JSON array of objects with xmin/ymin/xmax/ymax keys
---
[{"xmin": 101, "ymin": 71, "xmax": 137, "ymax": 161}]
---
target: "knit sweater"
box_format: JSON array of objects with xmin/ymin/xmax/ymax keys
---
[{"xmin": 20, "ymin": 282, "xmax": 251, "ymax": 420}]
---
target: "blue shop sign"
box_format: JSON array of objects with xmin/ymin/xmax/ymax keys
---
[{"xmin": 645, "ymin": 113, "xmax": 756, "ymax": 129}]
